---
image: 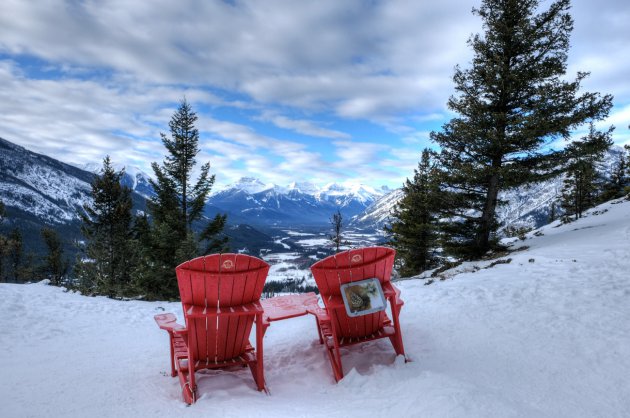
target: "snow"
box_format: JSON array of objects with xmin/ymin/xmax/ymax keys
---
[{"xmin": 2, "ymin": 199, "xmax": 630, "ymax": 417}]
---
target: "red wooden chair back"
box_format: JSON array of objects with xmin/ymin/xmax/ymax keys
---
[
  {"xmin": 176, "ymin": 253, "xmax": 269, "ymax": 363},
  {"xmin": 311, "ymin": 247, "xmax": 395, "ymax": 338}
]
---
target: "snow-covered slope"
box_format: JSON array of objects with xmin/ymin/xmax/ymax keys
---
[
  {"xmin": 2, "ymin": 198, "xmax": 629, "ymax": 417},
  {"xmin": 0, "ymin": 137, "xmax": 94, "ymax": 224},
  {"xmin": 351, "ymin": 188, "xmax": 404, "ymax": 228}
]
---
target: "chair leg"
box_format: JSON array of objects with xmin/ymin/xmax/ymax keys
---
[
  {"xmin": 389, "ymin": 333, "xmax": 406, "ymax": 357},
  {"xmin": 327, "ymin": 343, "xmax": 344, "ymax": 382},
  {"xmin": 252, "ymin": 315, "xmax": 266, "ymax": 392},
  {"xmin": 178, "ymin": 366, "xmax": 196, "ymax": 404},
  {"xmin": 168, "ymin": 332, "xmax": 177, "ymax": 377}
]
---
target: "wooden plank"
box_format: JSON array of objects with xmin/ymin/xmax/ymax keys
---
[
  {"xmin": 214, "ymin": 254, "xmax": 231, "ymax": 361},
  {"xmin": 230, "ymin": 255, "xmax": 251, "ymax": 307},
  {"xmin": 190, "ymin": 259, "xmax": 209, "ymax": 363}
]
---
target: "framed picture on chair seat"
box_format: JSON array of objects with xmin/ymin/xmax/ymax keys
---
[{"xmin": 340, "ymin": 278, "xmax": 387, "ymax": 317}]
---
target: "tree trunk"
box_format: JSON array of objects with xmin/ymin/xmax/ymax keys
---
[{"xmin": 478, "ymin": 164, "xmax": 501, "ymax": 255}]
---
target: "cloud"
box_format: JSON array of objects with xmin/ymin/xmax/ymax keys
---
[
  {"xmin": 257, "ymin": 111, "xmax": 350, "ymax": 140},
  {"xmin": 1, "ymin": 0, "xmax": 629, "ymax": 190},
  {"xmin": 0, "ymin": 0, "xmax": 476, "ymax": 119}
]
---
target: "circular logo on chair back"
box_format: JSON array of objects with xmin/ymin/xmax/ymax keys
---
[
  {"xmin": 222, "ymin": 259, "xmax": 234, "ymax": 269},
  {"xmin": 351, "ymin": 254, "xmax": 362, "ymax": 264}
]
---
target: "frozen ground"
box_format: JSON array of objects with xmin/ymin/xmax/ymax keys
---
[{"xmin": 1, "ymin": 198, "xmax": 630, "ymax": 417}]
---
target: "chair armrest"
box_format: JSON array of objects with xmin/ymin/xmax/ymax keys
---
[
  {"xmin": 382, "ymin": 282, "xmax": 404, "ymax": 306},
  {"xmin": 307, "ymin": 306, "xmax": 330, "ymax": 322},
  {"xmin": 154, "ymin": 313, "xmax": 185, "ymax": 332}
]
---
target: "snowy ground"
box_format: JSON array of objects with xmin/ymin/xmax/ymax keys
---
[{"xmin": 2, "ymin": 199, "xmax": 630, "ymax": 417}]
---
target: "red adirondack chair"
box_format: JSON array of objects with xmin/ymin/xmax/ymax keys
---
[
  {"xmin": 154, "ymin": 253, "xmax": 270, "ymax": 404},
  {"xmin": 309, "ymin": 246, "xmax": 405, "ymax": 381}
]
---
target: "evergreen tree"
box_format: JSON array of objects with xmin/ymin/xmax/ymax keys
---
[
  {"xmin": 430, "ymin": 0, "xmax": 612, "ymax": 259},
  {"xmin": 75, "ymin": 156, "xmax": 135, "ymax": 297},
  {"xmin": 549, "ymin": 201, "xmax": 557, "ymax": 223},
  {"xmin": 201, "ymin": 213, "xmax": 229, "ymax": 254},
  {"xmin": 142, "ymin": 99, "xmax": 227, "ymax": 299},
  {"xmin": 600, "ymin": 145, "xmax": 629, "ymax": 202},
  {"xmin": 41, "ymin": 228, "xmax": 69, "ymax": 286},
  {"xmin": 386, "ymin": 149, "xmax": 442, "ymax": 276},
  {"xmin": 329, "ymin": 209, "xmax": 344, "ymax": 253},
  {"xmin": 0, "ymin": 201, "xmax": 7, "ymax": 281},
  {"xmin": 7, "ymin": 228, "xmax": 23, "ymax": 282},
  {"xmin": 560, "ymin": 124, "xmax": 613, "ymax": 220}
]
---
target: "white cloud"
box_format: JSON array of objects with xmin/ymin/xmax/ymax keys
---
[
  {"xmin": 1, "ymin": 0, "xmax": 629, "ymax": 189},
  {"xmin": 258, "ymin": 111, "xmax": 350, "ymax": 140}
]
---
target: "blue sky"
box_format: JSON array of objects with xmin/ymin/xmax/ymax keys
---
[{"xmin": 1, "ymin": 0, "xmax": 629, "ymax": 189}]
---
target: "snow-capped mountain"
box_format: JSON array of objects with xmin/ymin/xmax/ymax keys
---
[
  {"xmin": 78, "ymin": 162, "xmax": 155, "ymax": 199},
  {"xmin": 207, "ymin": 178, "xmax": 387, "ymax": 226}
]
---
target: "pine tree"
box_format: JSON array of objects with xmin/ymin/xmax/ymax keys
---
[
  {"xmin": 329, "ymin": 209, "xmax": 344, "ymax": 253},
  {"xmin": 430, "ymin": 0, "xmax": 613, "ymax": 259},
  {"xmin": 386, "ymin": 149, "xmax": 442, "ymax": 276},
  {"xmin": 75, "ymin": 156, "xmax": 135, "ymax": 297},
  {"xmin": 0, "ymin": 201, "xmax": 8, "ymax": 281},
  {"xmin": 142, "ymin": 99, "xmax": 227, "ymax": 299},
  {"xmin": 561, "ymin": 124, "xmax": 613, "ymax": 220},
  {"xmin": 41, "ymin": 228, "xmax": 69, "ymax": 286},
  {"xmin": 600, "ymin": 145, "xmax": 629, "ymax": 202},
  {"xmin": 7, "ymin": 228, "xmax": 23, "ymax": 282}
]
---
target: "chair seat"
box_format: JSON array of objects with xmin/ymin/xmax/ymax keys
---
[
  {"xmin": 327, "ymin": 325, "xmax": 396, "ymax": 348},
  {"xmin": 177, "ymin": 347, "xmax": 256, "ymax": 372}
]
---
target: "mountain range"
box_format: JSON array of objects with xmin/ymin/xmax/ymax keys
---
[
  {"xmin": 0, "ymin": 137, "xmax": 387, "ymax": 257},
  {"xmin": 2, "ymin": 136, "xmax": 624, "ymax": 257},
  {"xmin": 206, "ymin": 177, "xmax": 388, "ymax": 226}
]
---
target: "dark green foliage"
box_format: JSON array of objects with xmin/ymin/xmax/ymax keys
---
[
  {"xmin": 41, "ymin": 227, "xmax": 69, "ymax": 286},
  {"xmin": 0, "ymin": 201, "xmax": 8, "ymax": 280},
  {"xmin": 560, "ymin": 124, "xmax": 613, "ymax": 220},
  {"xmin": 74, "ymin": 156, "xmax": 136, "ymax": 297},
  {"xmin": 549, "ymin": 201, "xmax": 557, "ymax": 223},
  {"xmin": 600, "ymin": 145, "xmax": 629, "ymax": 202},
  {"xmin": 201, "ymin": 213, "xmax": 229, "ymax": 254},
  {"xmin": 262, "ymin": 277, "xmax": 319, "ymax": 298},
  {"xmin": 6, "ymin": 228, "xmax": 24, "ymax": 282},
  {"xmin": 140, "ymin": 99, "xmax": 227, "ymax": 300},
  {"xmin": 0, "ymin": 203, "xmax": 33, "ymax": 283},
  {"xmin": 430, "ymin": 0, "xmax": 612, "ymax": 259},
  {"xmin": 329, "ymin": 209, "xmax": 344, "ymax": 253},
  {"xmin": 386, "ymin": 149, "xmax": 442, "ymax": 276}
]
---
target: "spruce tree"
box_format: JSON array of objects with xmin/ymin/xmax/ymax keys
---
[
  {"xmin": 0, "ymin": 201, "xmax": 7, "ymax": 281},
  {"xmin": 430, "ymin": 0, "xmax": 613, "ymax": 259},
  {"xmin": 7, "ymin": 228, "xmax": 23, "ymax": 282},
  {"xmin": 560, "ymin": 124, "xmax": 613, "ymax": 220},
  {"xmin": 387, "ymin": 149, "xmax": 442, "ymax": 276},
  {"xmin": 329, "ymin": 209, "xmax": 344, "ymax": 253},
  {"xmin": 600, "ymin": 145, "xmax": 629, "ymax": 202},
  {"xmin": 75, "ymin": 156, "xmax": 135, "ymax": 297},
  {"xmin": 142, "ymin": 99, "xmax": 227, "ymax": 299},
  {"xmin": 41, "ymin": 228, "xmax": 68, "ymax": 286}
]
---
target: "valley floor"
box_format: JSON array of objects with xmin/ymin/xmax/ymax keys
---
[{"xmin": 1, "ymin": 199, "xmax": 630, "ymax": 417}]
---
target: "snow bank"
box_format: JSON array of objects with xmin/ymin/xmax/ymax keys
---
[{"xmin": 1, "ymin": 199, "xmax": 630, "ymax": 417}]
